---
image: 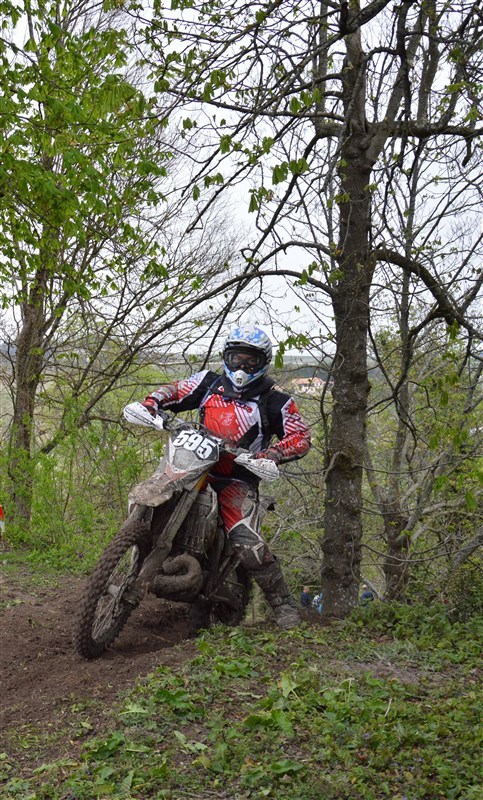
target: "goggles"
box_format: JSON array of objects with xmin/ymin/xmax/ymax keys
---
[{"xmin": 224, "ymin": 350, "xmax": 265, "ymax": 372}]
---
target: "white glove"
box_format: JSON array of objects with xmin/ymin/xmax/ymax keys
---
[
  {"xmin": 123, "ymin": 402, "xmax": 165, "ymax": 430},
  {"xmin": 234, "ymin": 452, "xmax": 280, "ymax": 482}
]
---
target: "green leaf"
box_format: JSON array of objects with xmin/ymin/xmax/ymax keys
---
[
  {"xmin": 270, "ymin": 708, "xmax": 294, "ymax": 735},
  {"xmin": 119, "ymin": 702, "xmax": 148, "ymax": 715},
  {"xmin": 23, "ymin": 37, "xmax": 37, "ymax": 52},
  {"xmin": 262, "ymin": 136, "xmax": 274, "ymax": 153},
  {"xmin": 272, "ymin": 162, "xmax": 288, "ymax": 185},
  {"xmin": 274, "ymin": 343, "xmax": 285, "ymax": 369},
  {"xmin": 465, "ymin": 491, "xmax": 477, "ymax": 511},
  {"xmin": 279, "ymin": 674, "xmax": 300, "ymax": 697},
  {"xmin": 219, "ymin": 134, "xmax": 232, "ymax": 153},
  {"xmin": 243, "ymin": 713, "xmax": 270, "ymax": 730},
  {"xmin": 269, "ymin": 758, "xmax": 304, "ymax": 775}
]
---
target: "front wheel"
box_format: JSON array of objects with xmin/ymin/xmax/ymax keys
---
[{"xmin": 74, "ymin": 517, "xmax": 152, "ymax": 659}]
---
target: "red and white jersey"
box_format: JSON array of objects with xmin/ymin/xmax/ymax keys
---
[{"xmin": 147, "ymin": 370, "xmax": 311, "ymax": 479}]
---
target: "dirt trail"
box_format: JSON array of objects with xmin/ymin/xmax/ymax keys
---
[{"xmin": 0, "ymin": 567, "xmax": 198, "ymax": 772}]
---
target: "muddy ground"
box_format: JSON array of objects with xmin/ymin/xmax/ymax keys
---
[
  {"xmin": 0, "ymin": 567, "xmax": 200, "ymax": 774},
  {"xmin": 1, "ymin": 567, "xmax": 445, "ymax": 785}
]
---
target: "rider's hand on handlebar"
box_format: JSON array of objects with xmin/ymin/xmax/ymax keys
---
[
  {"xmin": 123, "ymin": 401, "xmax": 168, "ymax": 430},
  {"xmin": 234, "ymin": 451, "xmax": 280, "ymax": 482},
  {"xmin": 141, "ymin": 397, "xmax": 158, "ymax": 417},
  {"xmin": 255, "ymin": 448, "xmax": 282, "ymax": 465}
]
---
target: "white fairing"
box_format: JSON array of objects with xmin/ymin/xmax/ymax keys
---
[
  {"xmin": 234, "ymin": 452, "xmax": 280, "ymax": 482},
  {"xmin": 123, "ymin": 402, "xmax": 165, "ymax": 430}
]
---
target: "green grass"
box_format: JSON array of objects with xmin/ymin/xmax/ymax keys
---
[
  {"xmin": 1, "ymin": 604, "xmax": 481, "ymax": 800},
  {"xmin": 0, "ymin": 536, "xmax": 114, "ymax": 576}
]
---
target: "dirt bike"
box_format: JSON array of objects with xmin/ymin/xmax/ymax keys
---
[{"xmin": 74, "ymin": 402, "xmax": 279, "ymax": 660}]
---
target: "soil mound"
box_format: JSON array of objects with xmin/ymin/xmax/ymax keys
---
[{"xmin": 0, "ymin": 567, "xmax": 197, "ymax": 771}]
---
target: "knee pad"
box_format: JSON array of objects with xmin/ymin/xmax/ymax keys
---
[{"xmin": 228, "ymin": 522, "xmax": 273, "ymax": 570}]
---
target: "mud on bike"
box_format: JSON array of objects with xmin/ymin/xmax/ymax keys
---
[{"xmin": 74, "ymin": 402, "xmax": 278, "ymax": 659}]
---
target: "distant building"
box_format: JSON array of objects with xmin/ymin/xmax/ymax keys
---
[{"xmin": 290, "ymin": 376, "xmax": 329, "ymax": 395}]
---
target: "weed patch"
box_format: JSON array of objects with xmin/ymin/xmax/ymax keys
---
[{"xmin": 1, "ymin": 607, "xmax": 481, "ymax": 799}]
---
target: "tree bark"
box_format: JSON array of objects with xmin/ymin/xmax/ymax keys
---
[
  {"xmin": 321, "ymin": 11, "xmax": 374, "ymax": 616},
  {"xmin": 9, "ymin": 298, "xmax": 45, "ymax": 528},
  {"xmin": 382, "ymin": 510, "xmax": 411, "ymax": 601}
]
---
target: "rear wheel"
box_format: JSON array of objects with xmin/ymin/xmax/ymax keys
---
[
  {"xmin": 189, "ymin": 565, "xmax": 251, "ymax": 636},
  {"xmin": 75, "ymin": 517, "xmax": 151, "ymax": 659}
]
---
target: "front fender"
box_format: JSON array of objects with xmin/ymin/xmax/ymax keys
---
[{"xmin": 128, "ymin": 473, "xmax": 182, "ymax": 507}]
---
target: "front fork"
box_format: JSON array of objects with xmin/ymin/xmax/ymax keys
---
[{"xmin": 128, "ymin": 488, "xmax": 199, "ymax": 599}]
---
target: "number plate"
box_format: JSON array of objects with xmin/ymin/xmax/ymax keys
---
[{"xmin": 171, "ymin": 430, "xmax": 217, "ymax": 460}]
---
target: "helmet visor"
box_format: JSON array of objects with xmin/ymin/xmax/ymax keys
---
[{"xmin": 224, "ymin": 349, "xmax": 266, "ymax": 372}]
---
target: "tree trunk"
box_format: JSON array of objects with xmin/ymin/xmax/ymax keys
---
[
  {"xmin": 8, "ymin": 301, "xmax": 45, "ymax": 528},
  {"xmin": 382, "ymin": 510, "xmax": 411, "ymax": 601},
  {"xmin": 321, "ymin": 176, "xmax": 373, "ymax": 615},
  {"xmin": 320, "ymin": 12, "xmax": 374, "ymax": 617}
]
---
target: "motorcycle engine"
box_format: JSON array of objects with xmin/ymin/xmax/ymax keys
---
[{"xmin": 178, "ymin": 486, "xmax": 218, "ymax": 557}]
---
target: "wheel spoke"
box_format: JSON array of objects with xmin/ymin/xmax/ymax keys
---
[{"xmin": 91, "ymin": 545, "xmax": 141, "ymax": 643}]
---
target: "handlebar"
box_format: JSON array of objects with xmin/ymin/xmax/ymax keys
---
[
  {"xmin": 123, "ymin": 402, "xmax": 280, "ymax": 481},
  {"xmin": 123, "ymin": 402, "xmax": 243, "ymax": 455}
]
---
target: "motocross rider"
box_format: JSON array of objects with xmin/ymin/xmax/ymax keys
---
[{"xmin": 137, "ymin": 324, "xmax": 311, "ymax": 629}]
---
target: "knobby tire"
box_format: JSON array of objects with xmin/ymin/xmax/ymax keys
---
[{"xmin": 74, "ymin": 519, "xmax": 151, "ymax": 659}]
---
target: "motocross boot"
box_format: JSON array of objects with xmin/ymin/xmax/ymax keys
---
[{"xmin": 251, "ymin": 558, "xmax": 300, "ymax": 630}]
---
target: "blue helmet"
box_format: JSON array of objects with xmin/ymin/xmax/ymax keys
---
[{"xmin": 223, "ymin": 325, "xmax": 272, "ymax": 390}]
